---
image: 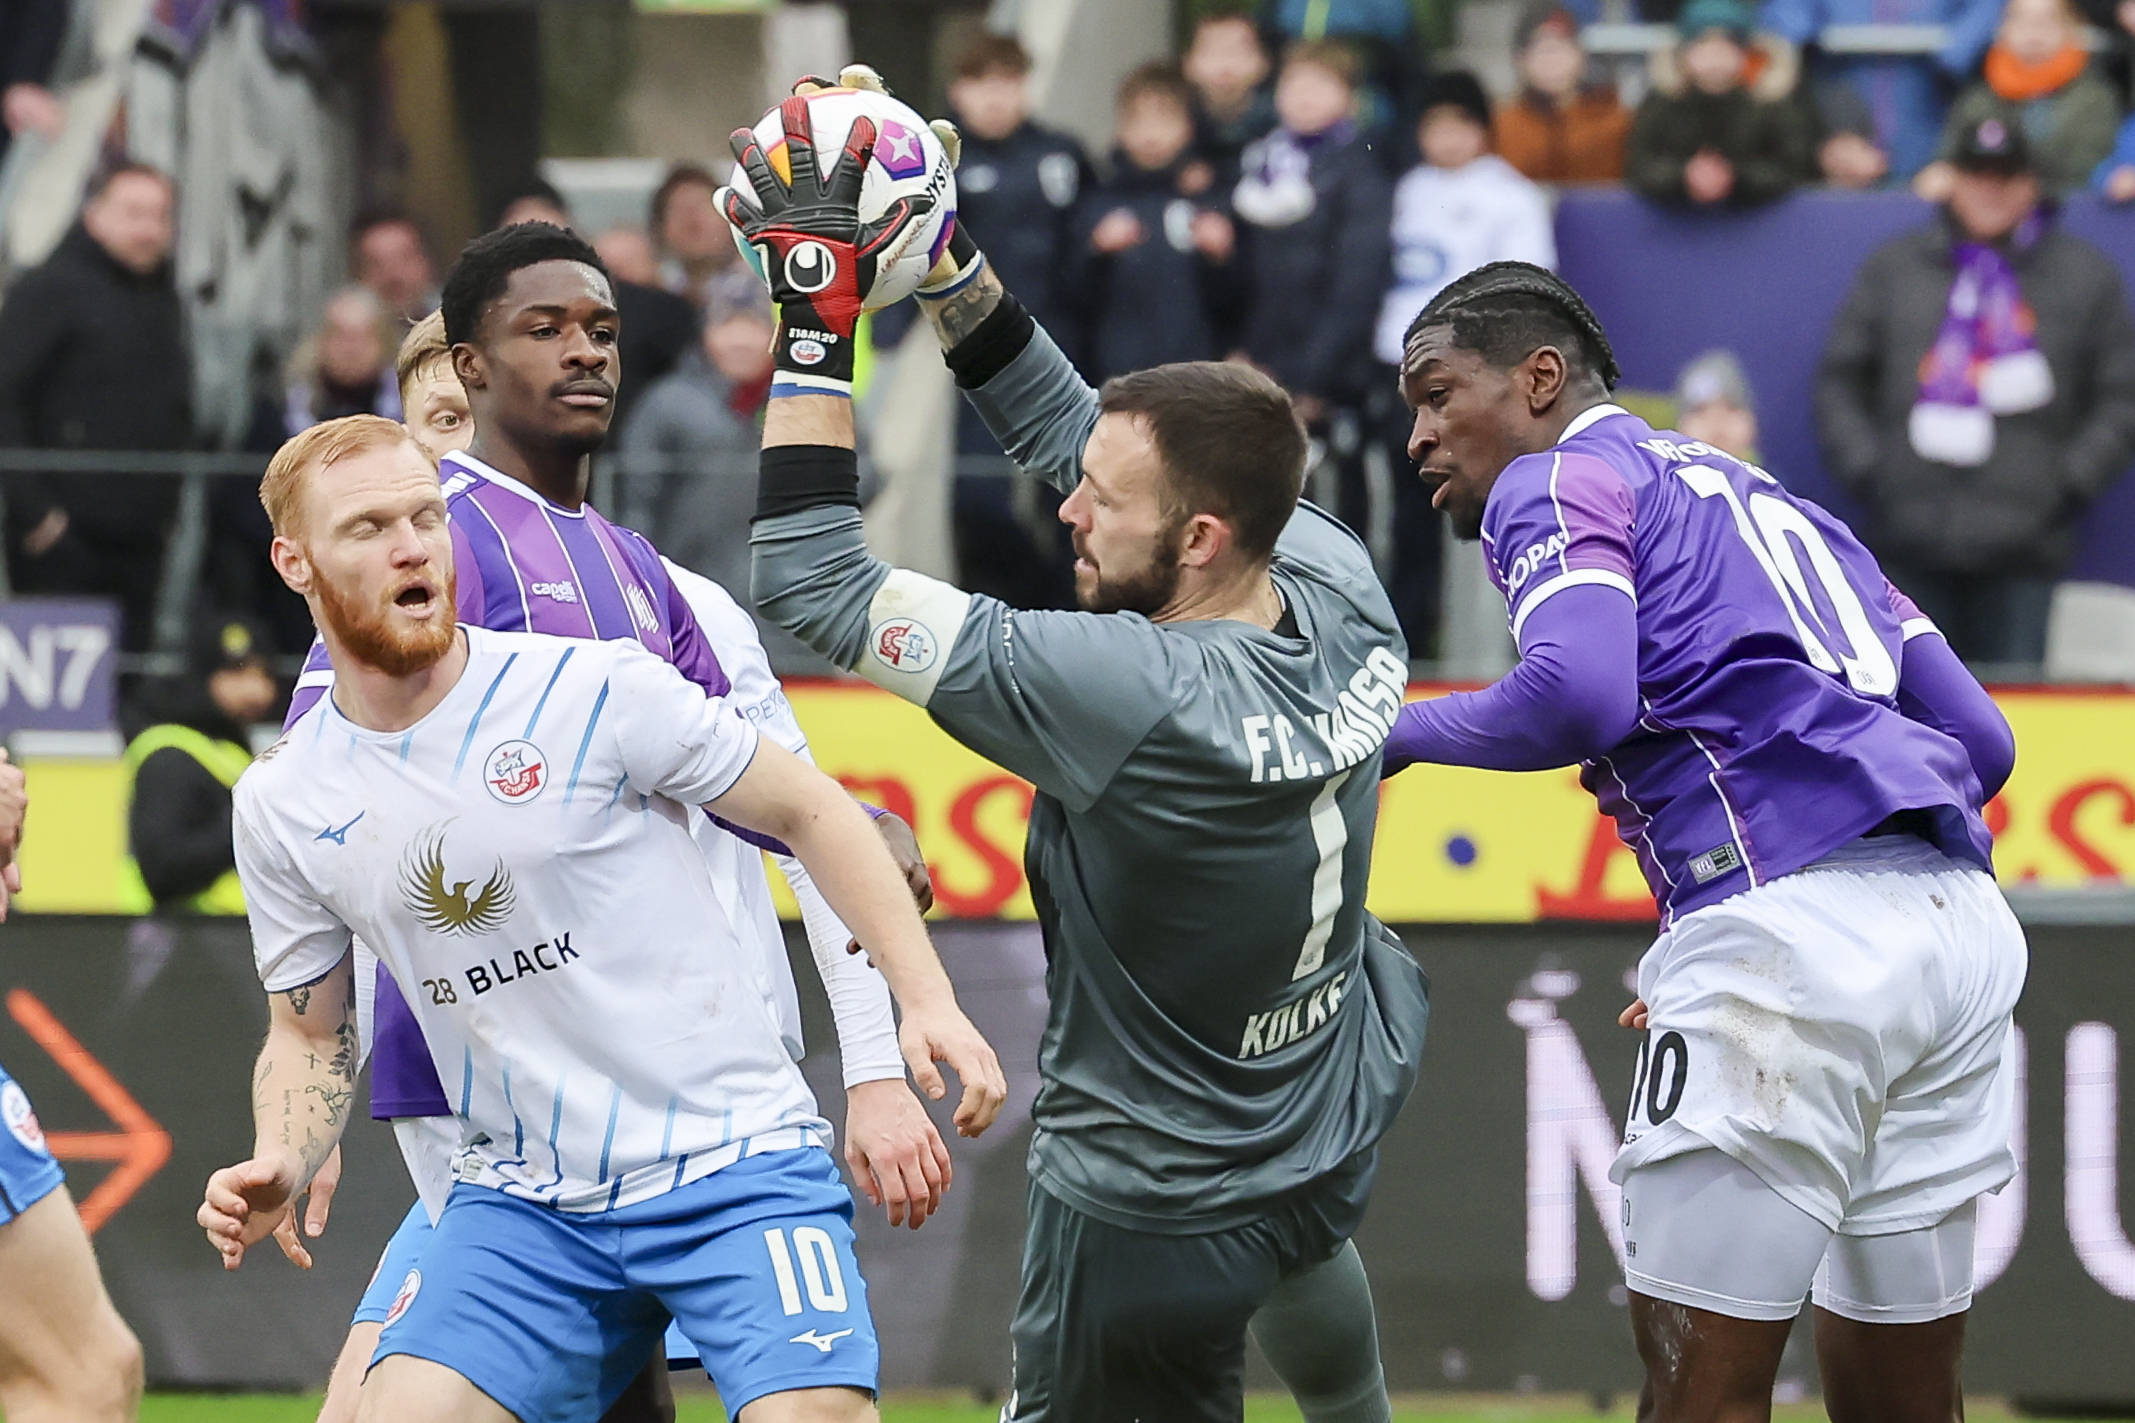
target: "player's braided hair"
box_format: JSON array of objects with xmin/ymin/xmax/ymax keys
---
[
  {"xmin": 1402, "ymin": 261, "xmax": 1621, "ymax": 393},
  {"xmin": 440, "ymin": 221, "xmax": 610, "ymax": 347}
]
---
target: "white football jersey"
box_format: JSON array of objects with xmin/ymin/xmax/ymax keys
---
[{"xmin": 234, "ymin": 626, "xmax": 829, "ymax": 1212}]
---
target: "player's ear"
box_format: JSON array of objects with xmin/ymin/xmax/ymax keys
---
[
  {"xmin": 452, "ymin": 341, "xmax": 485, "ymax": 392},
  {"xmin": 1179, "ymin": 511, "xmax": 1227, "ymax": 571},
  {"xmin": 1525, "ymin": 345, "xmax": 1569, "ymax": 415},
  {"xmin": 269, "ymin": 534, "xmax": 313, "ymax": 597}
]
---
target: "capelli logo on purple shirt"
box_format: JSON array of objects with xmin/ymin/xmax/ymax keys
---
[{"xmin": 530, "ymin": 581, "xmax": 580, "ymax": 605}]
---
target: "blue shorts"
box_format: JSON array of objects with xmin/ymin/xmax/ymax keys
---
[
  {"xmin": 359, "ymin": 1198, "xmax": 708, "ymax": 1369},
  {"xmin": 375, "ymin": 1147, "xmax": 876, "ymax": 1422},
  {"xmin": 0, "ymin": 1063, "xmax": 65, "ymax": 1226},
  {"xmin": 353, "ymin": 1203, "xmax": 432, "ymax": 1326}
]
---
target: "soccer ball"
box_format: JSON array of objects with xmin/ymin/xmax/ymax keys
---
[{"xmin": 730, "ymin": 85, "xmax": 958, "ymax": 313}]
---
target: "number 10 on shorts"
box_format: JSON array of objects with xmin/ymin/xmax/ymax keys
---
[
  {"xmin": 1627, "ymin": 1029, "xmax": 1689, "ymax": 1133},
  {"xmin": 764, "ymin": 1226, "xmax": 850, "ymax": 1316}
]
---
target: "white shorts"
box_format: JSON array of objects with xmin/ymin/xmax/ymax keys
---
[
  {"xmin": 1622, "ymin": 1148, "xmax": 1980, "ymax": 1323},
  {"xmin": 1611, "ymin": 835, "xmax": 2027, "ymax": 1238}
]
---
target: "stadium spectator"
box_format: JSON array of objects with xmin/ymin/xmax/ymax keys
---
[
  {"xmin": 1262, "ymin": 0, "xmax": 1431, "ymax": 136},
  {"xmin": 267, "ymin": 286, "xmax": 402, "ymax": 440},
  {"xmin": 1377, "ymin": 69, "xmax": 1556, "ymax": 358},
  {"xmin": 1674, "ymin": 348, "xmax": 1761, "ymax": 458},
  {"xmin": 1917, "ymin": 0, "xmax": 2123, "ymax": 197},
  {"xmin": 1234, "ymin": 40, "xmax": 1392, "ymax": 435},
  {"xmin": 120, "ymin": 614, "xmax": 278, "ymax": 916},
  {"xmin": 1373, "ymin": 69, "xmax": 1556, "ymax": 650},
  {"xmin": 1763, "ymin": 0, "xmax": 2002, "ymax": 180},
  {"xmin": 493, "ymin": 178, "xmax": 697, "ymax": 433},
  {"xmin": 0, "ymin": 163, "xmax": 189, "ymax": 652},
  {"xmin": 616, "ymin": 285, "xmax": 791, "ymax": 660},
  {"xmin": 1818, "ymin": 116, "xmax": 2135, "ymax": 666},
  {"xmin": 1075, "ymin": 63, "xmax": 1240, "ymax": 382},
  {"xmin": 1184, "ymin": 11, "xmax": 1278, "ymax": 187},
  {"xmin": 350, "ymin": 208, "xmax": 439, "ymax": 323},
  {"xmin": 1625, "ymin": 0, "xmax": 1817, "ymax": 208},
  {"xmin": 595, "ymin": 223, "xmax": 662, "ymax": 285},
  {"xmin": 0, "ymin": 0, "xmax": 66, "ymax": 171},
  {"xmin": 875, "ymin": 30, "xmax": 1090, "ymax": 611},
  {"xmin": 1494, "ymin": 3, "xmax": 1635, "ymax": 184},
  {"xmin": 652, "ymin": 161, "xmax": 758, "ymax": 317},
  {"xmin": 1809, "ymin": 81, "xmax": 1895, "ymax": 189},
  {"xmin": 935, "ymin": 33, "xmax": 1091, "ymax": 360}
]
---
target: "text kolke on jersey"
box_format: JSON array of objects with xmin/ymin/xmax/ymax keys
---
[
  {"xmin": 1242, "ymin": 647, "xmax": 1407, "ymax": 784},
  {"xmin": 465, "ymin": 933, "xmax": 581, "ymax": 996}
]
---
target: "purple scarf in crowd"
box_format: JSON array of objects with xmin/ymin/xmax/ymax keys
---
[{"xmin": 1909, "ymin": 209, "xmax": 2056, "ymax": 467}]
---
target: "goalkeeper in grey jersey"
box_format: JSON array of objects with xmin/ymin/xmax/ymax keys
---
[{"xmin": 723, "ymin": 80, "xmax": 1429, "ymax": 1423}]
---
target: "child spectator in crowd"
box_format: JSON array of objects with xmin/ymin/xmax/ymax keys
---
[
  {"xmin": 1494, "ymin": 3, "xmax": 1634, "ymax": 183},
  {"xmin": 1921, "ymin": 0, "xmax": 2122, "ymax": 197},
  {"xmin": 1075, "ymin": 64, "xmax": 1241, "ymax": 382},
  {"xmin": 1626, "ymin": 0, "xmax": 1817, "ymax": 207},
  {"xmin": 1263, "ymin": 0, "xmax": 1433, "ymax": 138},
  {"xmin": 1763, "ymin": 0, "xmax": 2002, "ymax": 181},
  {"xmin": 1810, "ymin": 82, "xmax": 1896, "ymax": 188},
  {"xmin": 1373, "ymin": 69, "xmax": 1556, "ymax": 651},
  {"xmin": 1233, "ymin": 40, "xmax": 1391, "ymax": 434},
  {"xmin": 1674, "ymin": 349, "xmax": 1760, "ymax": 459},
  {"xmin": 1376, "ymin": 70, "xmax": 1555, "ymax": 368},
  {"xmin": 872, "ymin": 32, "xmax": 1090, "ymax": 611},
  {"xmin": 1185, "ymin": 11, "xmax": 1278, "ymax": 188},
  {"xmin": 937, "ymin": 33, "xmax": 1092, "ymax": 363}
]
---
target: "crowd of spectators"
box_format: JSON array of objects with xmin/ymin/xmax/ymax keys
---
[{"xmin": 4, "ymin": 0, "xmax": 2135, "ymax": 683}]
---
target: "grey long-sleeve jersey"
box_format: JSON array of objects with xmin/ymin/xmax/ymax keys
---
[{"xmin": 751, "ymin": 322, "xmax": 1430, "ymax": 1233}]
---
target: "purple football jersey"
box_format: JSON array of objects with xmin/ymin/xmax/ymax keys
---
[
  {"xmin": 1481, "ymin": 404, "xmax": 1994, "ymax": 924},
  {"xmin": 282, "ymin": 453, "xmax": 733, "ymax": 1118}
]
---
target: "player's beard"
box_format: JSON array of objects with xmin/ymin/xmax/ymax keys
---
[
  {"xmin": 1075, "ymin": 517, "xmax": 1187, "ymax": 617},
  {"xmin": 314, "ymin": 565, "xmax": 460, "ymax": 676}
]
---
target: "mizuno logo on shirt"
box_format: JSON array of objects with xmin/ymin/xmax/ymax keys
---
[
  {"xmin": 315, "ymin": 812, "xmax": 365, "ymax": 846},
  {"xmin": 790, "ymin": 1328, "xmax": 853, "ymax": 1353}
]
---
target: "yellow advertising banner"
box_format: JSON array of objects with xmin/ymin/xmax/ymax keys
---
[{"xmin": 17, "ymin": 685, "xmax": 2134, "ymax": 920}]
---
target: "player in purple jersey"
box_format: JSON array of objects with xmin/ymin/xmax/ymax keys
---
[
  {"xmin": 283, "ymin": 225, "xmax": 943, "ymax": 1423},
  {"xmin": 1385, "ymin": 263, "xmax": 2026, "ymax": 1422}
]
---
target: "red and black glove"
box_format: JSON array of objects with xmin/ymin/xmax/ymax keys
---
[{"xmin": 720, "ymin": 96, "xmax": 934, "ymax": 398}]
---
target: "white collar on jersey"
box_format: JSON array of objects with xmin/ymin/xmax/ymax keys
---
[
  {"xmin": 1556, "ymin": 402, "xmax": 1632, "ymax": 445},
  {"xmin": 440, "ymin": 451, "xmax": 589, "ymax": 519}
]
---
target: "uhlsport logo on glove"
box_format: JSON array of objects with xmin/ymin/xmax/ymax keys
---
[{"xmin": 782, "ymin": 241, "xmax": 837, "ymax": 294}]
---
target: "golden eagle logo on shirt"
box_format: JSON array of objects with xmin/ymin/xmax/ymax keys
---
[{"xmin": 398, "ymin": 822, "xmax": 516, "ymax": 936}]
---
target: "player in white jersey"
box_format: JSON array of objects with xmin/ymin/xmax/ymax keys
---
[
  {"xmin": 292, "ymin": 310, "xmax": 945, "ymax": 1423},
  {"xmin": 198, "ymin": 415, "xmax": 1006, "ymax": 1423}
]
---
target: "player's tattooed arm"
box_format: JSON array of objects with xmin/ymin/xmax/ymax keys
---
[
  {"xmin": 915, "ymin": 260, "xmax": 1005, "ymax": 352},
  {"xmin": 250, "ymin": 955, "xmax": 359, "ymax": 1184}
]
